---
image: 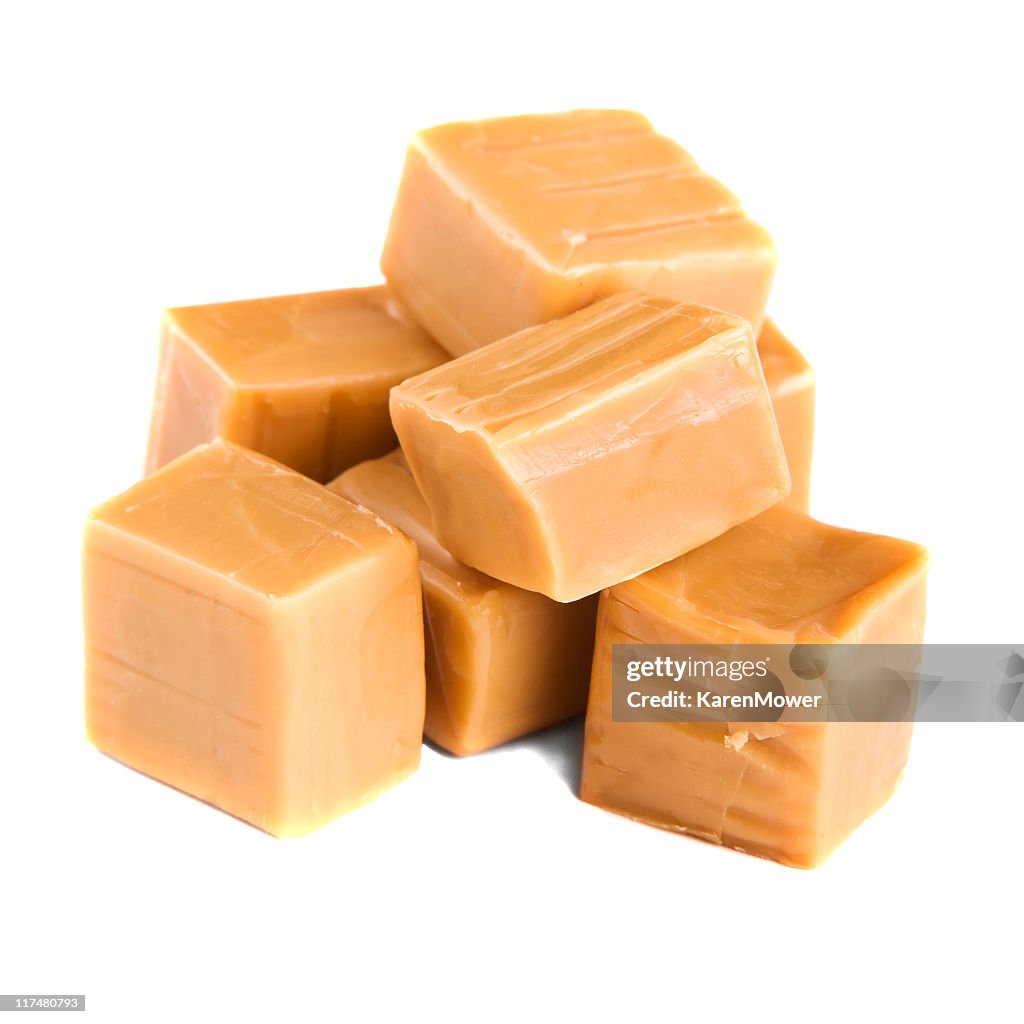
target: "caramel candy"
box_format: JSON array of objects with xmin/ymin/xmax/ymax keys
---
[
  {"xmin": 84, "ymin": 439, "xmax": 425, "ymax": 837},
  {"xmin": 580, "ymin": 504, "xmax": 929, "ymax": 867},
  {"xmin": 391, "ymin": 291, "xmax": 791, "ymax": 603},
  {"xmin": 329, "ymin": 451, "xmax": 597, "ymax": 755},
  {"xmin": 382, "ymin": 109, "xmax": 776, "ymax": 355},
  {"xmin": 758, "ymin": 319, "xmax": 815, "ymax": 510},
  {"xmin": 146, "ymin": 286, "xmax": 449, "ymax": 483}
]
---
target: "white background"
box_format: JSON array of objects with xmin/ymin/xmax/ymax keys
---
[{"xmin": 2, "ymin": 2, "xmax": 1021, "ymax": 1021}]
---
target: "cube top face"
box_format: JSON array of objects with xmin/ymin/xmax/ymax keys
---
[
  {"xmin": 91, "ymin": 439, "xmax": 408, "ymax": 599},
  {"xmin": 620, "ymin": 504, "xmax": 929, "ymax": 641},
  {"xmin": 164, "ymin": 285, "xmax": 447, "ymax": 390},
  {"xmin": 328, "ymin": 451, "xmax": 493, "ymax": 600},
  {"xmin": 413, "ymin": 109, "xmax": 756, "ymax": 276},
  {"xmin": 757, "ymin": 319, "xmax": 814, "ymax": 402},
  {"xmin": 394, "ymin": 291, "xmax": 748, "ymax": 450}
]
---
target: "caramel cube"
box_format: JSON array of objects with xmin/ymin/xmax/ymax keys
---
[
  {"xmin": 146, "ymin": 286, "xmax": 448, "ymax": 482},
  {"xmin": 391, "ymin": 291, "xmax": 790, "ymax": 603},
  {"xmin": 758, "ymin": 319, "xmax": 815, "ymax": 510},
  {"xmin": 580, "ymin": 504, "xmax": 929, "ymax": 867},
  {"xmin": 84, "ymin": 440, "xmax": 425, "ymax": 837},
  {"xmin": 329, "ymin": 451, "xmax": 597, "ymax": 755},
  {"xmin": 382, "ymin": 109, "xmax": 776, "ymax": 355}
]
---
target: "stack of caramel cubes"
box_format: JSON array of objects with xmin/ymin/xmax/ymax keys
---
[{"xmin": 83, "ymin": 110, "xmax": 927, "ymax": 866}]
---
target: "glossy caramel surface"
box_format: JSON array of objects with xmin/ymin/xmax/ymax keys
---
[
  {"xmin": 620, "ymin": 503, "xmax": 928, "ymax": 642},
  {"xmin": 392, "ymin": 291, "xmax": 790, "ymax": 601},
  {"xmin": 581, "ymin": 506, "xmax": 928, "ymax": 866},
  {"xmin": 84, "ymin": 439, "xmax": 425, "ymax": 837},
  {"xmin": 147, "ymin": 286, "xmax": 449, "ymax": 481},
  {"xmin": 165, "ymin": 286, "xmax": 444, "ymax": 388},
  {"xmin": 382, "ymin": 109, "xmax": 776, "ymax": 354},
  {"xmin": 396, "ymin": 291, "xmax": 745, "ymax": 443},
  {"xmin": 757, "ymin": 319, "xmax": 815, "ymax": 510},
  {"xmin": 329, "ymin": 451, "xmax": 595, "ymax": 754},
  {"xmin": 96, "ymin": 438, "xmax": 403, "ymax": 598},
  {"xmin": 417, "ymin": 110, "xmax": 749, "ymax": 274}
]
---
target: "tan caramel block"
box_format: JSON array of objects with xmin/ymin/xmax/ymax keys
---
[
  {"xmin": 328, "ymin": 451, "xmax": 597, "ymax": 755},
  {"xmin": 84, "ymin": 439, "xmax": 425, "ymax": 837},
  {"xmin": 580, "ymin": 504, "xmax": 929, "ymax": 867},
  {"xmin": 382, "ymin": 109, "xmax": 776, "ymax": 355},
  {"xmin": 146, "ymin": 286, "xmax": 449, "ymax": 482},
  {"xmin": 391, "ymin": 291, "xmax": 790, "ymax": 603},
  {"xmin": 758, "ymin": 319, "xmax": 815, "ymax": 511}
]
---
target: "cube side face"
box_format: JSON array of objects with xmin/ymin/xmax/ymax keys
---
[
  {"xmin": 815, "ymin": 721, "xmax": 914, "ymax": 865},
  {"xmin": 846, "ymin": 561, "xmax": 928, "ymax": 645},
  {"xmin": 420, "ymin": 572, "xmax": 496, "ymax": 756},
  {"xmin": 274, "ymin": 538, "xmax": 425, "ymax": 835},
  {"xmin": 229, "ymin": 381, "xmax": 399, "ymax": 484},
  {"xmin": 444, "ymin": 585, "xmax": 598, "ymax": 753},
  {"xmin": 391, "ymin": 394, "xmax": 560, "ymax": 596},
  {"xmin": 588, "ymin": 219, "xmax": 777, "ymax": 336},
  {"xmin": 808, "ymin": 563, "xmax": 927, "ymax": 860},
  {"xmin": 757, "ymin": 321, "xmax": 815, "ymax": 510},
  {"xmin": 83, "ymin": 522, "xmax": 286, "ymax": 831},
  {"xmin": 768, "ymin": 383, "xmax": 815, "ymax": 511},
  {"xmin": 417, "ymin": 564, "xmax": 597, "ymax": 757},
  {"xmin": 328, "ymin": 452, "xmax": 490, "ymax": 594},
  {"xmin": 459, "ymin": 588, "xmax": 598, "ymax": 755},
  {"xmin": 381, "ymin": 142, "xmax": 577, "ymax": 356},
  {"xmin": 510, "ymin": 328, "xmax": 791, "ymax": 600},
  {"xmin": 146, "ymin": 324, "xmax": 233, "ymax": 474},
  {"xmin": 580, "ymin": 590, "xmax": 829, "ymax": 867}
]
